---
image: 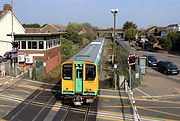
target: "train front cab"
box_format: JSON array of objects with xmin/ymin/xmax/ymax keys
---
[{"xmin": 61, "ymin": 61, "xmax": 98, "ymax": 105}]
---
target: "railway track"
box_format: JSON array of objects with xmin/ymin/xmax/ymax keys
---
[
  {"xmin": 3, "ymin": 82, "xmax": 61, "ymax": 121},
  {"xmin": 61, "ymin": 104, "xmax": 91, "ymax": 121}
]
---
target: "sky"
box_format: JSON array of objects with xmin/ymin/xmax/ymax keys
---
[{"xmin": 0, "ymin": 0, "xmax": 180, "ymax": 29}]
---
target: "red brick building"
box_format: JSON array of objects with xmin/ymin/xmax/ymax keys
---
[{"xmin": 14, "ymin": 33, "xmax": 62, "ymax": 74}]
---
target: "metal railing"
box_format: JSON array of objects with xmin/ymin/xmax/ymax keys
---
[
  {"xmin": 125, "ymin": 80, "xmax": 141, "ymax": 121},
  {"xmin": 0, "ymin": 71, "xmax": 28, "ymax": 92}
]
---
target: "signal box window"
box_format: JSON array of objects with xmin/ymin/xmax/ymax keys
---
[
  {"xmin": 21, "ymin": 41, "xmax": 26, "ymax": 49},
  {"xmin": 86, "ymin": 64, "xmax": 96, "ymax": 80},
  {"xmin": 63, "ymin": 64, "xmax": 72, "ymax": 80}
]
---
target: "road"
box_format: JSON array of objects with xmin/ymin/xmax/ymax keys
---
[
  {"xmin": 117, "ymin": 40, "xmax": 180, "ymax": 120},
  {"xmin": 134, "ymin": 48, "xmax": 180, "ymax": 120},
  {"xmin": 0, "ymin": 79, "xmax": 133, "ymax": 121}
]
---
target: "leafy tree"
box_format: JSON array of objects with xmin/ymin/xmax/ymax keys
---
[
  {"xmin": 159, "ymin": 37, "xmax": 172, "ymax": 50},
  {"xmin": 148, "ymin": 34, "xmax": 158, "ymax": 44},
  {"xmin": 125, "ymin": 28, "xmax": 137, "ymax": 41},
  {"xmin": 63, "ymin": 23, "xmax": 83, "ymax": 44},
  {"xmin": 42, "ymin": 24, "xmax": 48, "ymax": 28},
  {"xmin": 81, "ymin": 23, "xmax": 96, "ymax": 41},
  {"xmin": 168, "ymin": 32, "xmax": 180, "ymax": 44},
  {"xmin": 123, "ymin": 21, "xmax": 137, "ymax": 31},
  {"xmin": 22, "ymin": 23, "xmax": 41, "ymax": 28}
]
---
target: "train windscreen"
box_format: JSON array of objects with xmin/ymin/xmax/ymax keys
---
[
  {"xmin": 63, "ymin": 64, "xmax": 72, "ymax": 80},
  {"xmin": 86, "ymin": 64, "xmax": 96, "ymax": 80}
]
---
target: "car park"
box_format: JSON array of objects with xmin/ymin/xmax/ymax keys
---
[
  {"xmin": 157, "ymin": 60, "xmax": 179, "ymax": 75},
  {"xmin": 143, "ymin": 55, "xmax": 157, "ymax": 67}
]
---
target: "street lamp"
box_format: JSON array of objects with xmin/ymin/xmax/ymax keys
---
[
  {"xmin": 111, "ymin": 9, "xmax": 118, "ymax": 90},
  {"xmin": 111, "ymin": 9, "xmax": 118, "ymax": 65}
]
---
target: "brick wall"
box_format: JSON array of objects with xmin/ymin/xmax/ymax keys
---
[
  {"xmin": 19, "ymin": 46, "xmax": 61, "ymax": 74},
  {"xmin": 46, "ymin": 54, "xmax": 61, "ymax": 74}
]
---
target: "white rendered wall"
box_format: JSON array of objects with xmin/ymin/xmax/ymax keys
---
[{"xmin": 0, "ymin": 11, "xmax": 25, "ymax": 55}]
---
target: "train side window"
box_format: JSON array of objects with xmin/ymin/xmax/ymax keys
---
[
  {"xmin": 86, "ymin": 64, "xmax": 96, "ymax": 80},
  {"xmin": 63, "ymin": 64, "xmax": 72, "ymax": 80}
]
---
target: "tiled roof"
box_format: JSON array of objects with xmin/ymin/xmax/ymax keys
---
[
  {"xmin": 25, "ymin": 28, "xmax": 41, "ymax": 33},
  {"xmin": 50, "ymin": 24, "xmax": 66, "ymax": 31},
  {"xmin": 167, "ymin": 24, "xmax": 177, "ymax": 27},
  {"xmin": 0, "ymin": 10, "xmax": 8, "ymax": 20}
]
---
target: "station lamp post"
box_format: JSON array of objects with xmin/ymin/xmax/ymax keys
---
[
  {"xmin": 111, "ymin": 8, "xmax": 118, "ymax": 65},
  {"xmin": 111, "ymin": 9, "xmax": 118, "ymax": 90}
]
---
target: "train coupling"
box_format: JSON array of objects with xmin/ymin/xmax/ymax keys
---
[{"xmin": 73, "ymin": 95, "xmax": 83, "ymax": 106}]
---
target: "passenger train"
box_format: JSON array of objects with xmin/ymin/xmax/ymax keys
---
[{"xmin": 61, "ymin": 37, "xmax": 105, "ymax": 105}]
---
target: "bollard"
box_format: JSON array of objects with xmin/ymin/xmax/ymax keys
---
[{"xmin": 125, "ymin": 80, "xmax": 128, "ymax": 93}]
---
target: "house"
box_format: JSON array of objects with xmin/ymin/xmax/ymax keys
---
[
  {"xmin": 0, "ymin": 4, "xmax": 25, "ymax": 55},
  {"xmin": 145, "ymin": 26, "xmax": 167, "ymax": 38},
  {"xmin": 12, "ymin": 33, "xmax": 62, "ymax": 74},
  {"xmin": 166, "ymin": 24, "xmax": 180, "ymax": 33},
  {"xmin": 78, "ymin": 28, "xmax": 87, "ymax": 35},
  {"xmin": 40, "ymin": 24, "xmax": 66, "ymax": 33}
]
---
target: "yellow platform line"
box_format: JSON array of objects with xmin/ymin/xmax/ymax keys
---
[
  {"xmin": 99, "ymin": 95, "xmax": 180, "ymax": 104},
  {"xmin": 52, "ymin": 102, "xmax": 62, "ymax": 112},
  {"xmin": 9, "ymin": 89, "xmax": 32, "ymax": 95},
  {"xmin": 97, "ymin": 116, "xmax": 123, "ymax": 121},
  {"xmin": 136, "ymin": 98, "xmax": 180, "ymax": 104},
  {"xmin": 137, "ymin": 106, "xmax": 180, "ymax": 109},
  {"xmin": 98, "ymin": 95, "xmax": 128, "ymax": 99},
  {"xmin": 140, "ymin": 115, "xmax": 179, "ymax": 121},
  {"xmin": 98, "ymin": 110, "xmax": 133, "ymax": 117},
  {"xmin": 0, "ymin": 104, "xmax": 14, "ymax": 108},
  {"xmin": 140, "ymin": 106, "xmax": 180, "ymax": 118},
  {"xmin": 100, "ymin": 105, "xmax": 132, "ymax": 108},
  {"xmin": 0, "ymin": 119, "xmax": 7, "ymax": 121},
  {"xmin": 17, "ymin": 85, "xmax": 40, "ymax": 90}
]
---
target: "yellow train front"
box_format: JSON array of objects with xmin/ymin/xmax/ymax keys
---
[{"xmin": 61, "ymin": 38, "xmax": 104, "ymax": 105}]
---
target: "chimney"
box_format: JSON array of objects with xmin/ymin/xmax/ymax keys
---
[{"xmin": 3, "ymin": 4, "xmax": 12, "ymax": 12}]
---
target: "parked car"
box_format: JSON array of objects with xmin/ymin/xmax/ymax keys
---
[
  {"xmin": 143, "ymin": 55, "xmax": 157, "ymax": 67},
  {"xmin": 4, "ymin": 51, "xmax": 17, "ymax": 60},
  {"xmin": 157, "ymin": 61, "xmax": 179, "ymax": 75},
  {"xmin": 0, "ymin": 56, "xmax": 3, "ymax": 63},
  {"xmin": 0, "ymin": 55, "xmax": 7, "ymax": 62}
]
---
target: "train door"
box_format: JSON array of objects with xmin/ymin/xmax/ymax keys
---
[{"xmin": 75, "ymin": 62, "xmax": 83, "ymax": 93}]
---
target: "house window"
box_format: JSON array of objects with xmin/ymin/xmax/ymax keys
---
[
  {"xmin": 32, "ymin": 41, "xmax": 37, "ymax": 49},
  {"xmin": 39, "ymin": 41, "xmax": 44, "ymax": 49},
  {"xmin": 28, "ymin": 41, "xmax": 32, "ymax": 49},
  {"xmin": 21, "ymin": 41, "xmax": 26, "ymax": 49}
]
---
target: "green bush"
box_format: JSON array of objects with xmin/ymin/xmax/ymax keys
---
[{"xmin": 159, "ymin": 37, "xmax": 172, "ymax": 50}]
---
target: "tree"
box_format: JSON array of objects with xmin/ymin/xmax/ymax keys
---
[
  {"xmin": 148, "ymin": 34, "xmax": 158, "ymax": 45},
  {"xmin": 42, "ymin": 24, "xmax": 48, "ymax": 28},
  {"xmin": 123, "ymin": 21, "xmax": 137, "ymax": 31},
  {"xmin": 22, "ymin": 23, "xmax": 41, "ymax": 28},
  {"xmin": 159, "ymin": 37, "xmax": 172, "ymax": 50},
  {"xmin": 81, "ymin": 23, "xmax": 96, "ymax": 41},
  {"xmin": 125, "ymin": 28, "xmax": 137, "ymax": 41},
  {"xmin": 63, "ymin": 23, "xmax": 83, "ymax": 44}
]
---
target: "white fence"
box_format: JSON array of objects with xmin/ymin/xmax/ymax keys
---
[
  {"xmin": 125, "ymin": 80, "xmax": 141, "ymax": 121},
  {"xmin": 0, "ymin": 71, "xmax": 28, "ymax": 92}
]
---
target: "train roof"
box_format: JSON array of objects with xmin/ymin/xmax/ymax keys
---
[{"xmin": 67, "ymin": 37, "xmax": 104, "ymax": 63}]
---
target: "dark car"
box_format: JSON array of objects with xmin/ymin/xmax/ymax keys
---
[
  {"xmin": 0, "ymin": 56, "xmax": 3, "ymax": 63},
  {"xmin": 157, "ymin": 61, "xmax": 179, "ymax": 75},
  {"xmin": 143, "ymin": 55, "xmax": 157, "ymax": 67},
  {"xmin": 4, "ymin": 51, "xmax": 17, "ymax": 60},
  {"xmin": 0, "ymin": 55, "xmax": 7, "ymax": 62}
]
